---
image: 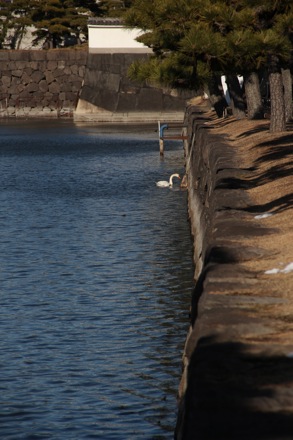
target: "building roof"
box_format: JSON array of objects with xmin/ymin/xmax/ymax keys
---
[{"xmin": 88, "ymin": 17, "xmax": 124, "ymax": 26}]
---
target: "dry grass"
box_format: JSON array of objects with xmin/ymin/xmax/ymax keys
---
[{"xmin": 205, "ymin": 112, "xmax": 293, "ymax": 345}]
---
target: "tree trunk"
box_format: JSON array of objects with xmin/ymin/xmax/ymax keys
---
[
  {"xmin": 16, "ymin": 26, "xmax": 26, "ymax": 50},
  {"xmin": 281, "ymin": 68, "xmax": 292, "ymax": 122},
  {"xmin": 244, "ymin": 72, "xmax": 264, "ymax": 119},
  {"xmin": 207, "ymin": 75, "xmax": 228, "ymax": 117},
  {"xmin": 268, "ymin": 56, "xmax": 286, "ymax": 133},
  {"xmin": 226, "ymin": 74, "xmax": 246, "ymax": 119}
]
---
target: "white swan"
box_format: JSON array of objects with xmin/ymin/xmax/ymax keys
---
[{"xmin": 156, "ymin": 173, "xmax": 181, "ymax": 188}]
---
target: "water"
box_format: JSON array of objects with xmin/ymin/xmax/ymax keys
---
[{"xmin": 0, "ymin": 120, "xmax": 194, "ymax": 439}]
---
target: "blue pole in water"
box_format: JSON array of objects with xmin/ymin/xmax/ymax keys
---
[
  {"xmin": 159, "ymin": 123, "xmax": 168, "ymax": 138},
  {"xmin": 159, "ymin": 123, "xmax": 168, "ymax": 156}
]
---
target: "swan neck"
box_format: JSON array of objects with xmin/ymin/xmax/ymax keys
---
[{"xmin": 169, "ymin": 174, "xmax": 177, "ymax": 185}]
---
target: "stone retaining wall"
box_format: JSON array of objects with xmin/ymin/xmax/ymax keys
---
[
  {"xmin": 0, "ymin": 49, "xmax": 193, "ymax": 121},
  {"xmin": 0, "ymin": 49, "xmax": 87, "ymax": 118},
  {"xmin": 75, "ymin": 52, "xmax": 192, "ymax": 122},
  {"xmin": 175, "ymin": 106, "xmax": 255, "ymax": 438},
  {"xmin": 175, "ymin": 105, "xmax": 293, "ymax": 439}
]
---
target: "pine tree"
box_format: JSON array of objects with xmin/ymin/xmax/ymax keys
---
[
  {"xmin": 98, "ymin": 0, "xmax": 133, "ymax": 17},
  {"xmin": 0, "ymin": 0, "xmax": 102, "ymax": 49},
  {"xmin": 124, "ymin": 0, "xmax": 293, "ymax": 131},
  {"xmin": 0, "ymin": 0, "xmax": 32, "ymax": 49},
  {"xmin": 31, "ymin": 0, "xmax": 102, "ymax": 48},
  {"xmin": 231, "ymin": 0, "xmax": 293, "ymax": 131},
  {"xmin": 125, "ymin": 0, "xmax": 212, "ymax": 88}
]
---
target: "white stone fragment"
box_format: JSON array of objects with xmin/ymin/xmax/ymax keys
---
[
  {"xmin": 282, "ymin": 262, "xmax": 293, "ymax": 274},
  {"xmin": 265, "ymin": 262, "xmax": 293, "ymax": 275},
  {"xmin": 265, "ymin": 268, "xmax": 280, "ymax": 274},
  {"xmin": 254, "ymin": 213, "xmax": 273, "ymax": 219}
]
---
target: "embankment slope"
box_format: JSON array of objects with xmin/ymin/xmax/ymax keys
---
[{"xmin": 176, "ymin": 105, "xmax": 293, "ymax": 439}]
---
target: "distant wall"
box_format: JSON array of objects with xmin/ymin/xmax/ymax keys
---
[
  {"xmin": 88, "ymin": 24, "xmax": 150, "ymax": 52},
  {"xmin": 0, "ymin": 49, "xmax": 87, "ymax": 118},
  {"xmin": 75, "ymin": 52, "xmax": 193, "ymax": 122},
  {"xmin": 0, "ymin": 49, "xmax": 193, "ymax": 121}
]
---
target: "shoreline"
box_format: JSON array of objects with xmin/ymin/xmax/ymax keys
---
[{"xmin": 175, "ymin": 105, "xmax": 293, "ymax": 439}]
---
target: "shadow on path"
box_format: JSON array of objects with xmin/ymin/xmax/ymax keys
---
[{"xmin": 181, "ymin": 337, "xmax": 293, "ymax": 440}]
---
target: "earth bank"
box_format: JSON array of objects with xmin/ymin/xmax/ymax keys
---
[{"xmin": 175, "ymin": 104, "xmax": 293, "ymax": 439}]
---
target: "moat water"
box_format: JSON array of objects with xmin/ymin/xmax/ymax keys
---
[{"xmin": 0, "ymin": 120, "xmax": 194, "ymax": 439}]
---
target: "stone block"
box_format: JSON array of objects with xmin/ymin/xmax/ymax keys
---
[
  {"xmin": 110, "ymin": 63, "xmax": 123, "ymax": 75},
  {"xmin": 2, "ymin": 76, "xmax": 11, "ymax": 87},
  {"xmin": 0, "ymin": 51, "xmax": 9, "ymax": 61},
  {"xmin": 45, "ymin": 71, "xmax": 55, "ymax": 84},
  {"xmin": 21, "ymin": 72, "xmax": 31, "ymax": 85},
  {"xmin": 74, "ymin": 51, "xmax": 88, "ymax": 64},
  {"xmin": 47, "ymin": 60, "xmax": 58, "ymax": 71},
  {"xmin": 83, "ymin": 68, "xmax": 100, "ymax": 86},
  {"xmin": 16, "ymin": 83, "xmax": 25, "ymax": 93},
  {"xmin": 66, "ymin": 73, "xmax": 79, "ymax": 83},
  {"xmin": 116, "ymin": 92, "xmax": 137, "ymax": 112},
  {"xmin": 91, "ymin": 88, "xmax": 118, "ymax": 112},
  {"xmin": 29, "ymin": 107, "xmax": 43, "ymax": 115},
  {"xmin": 57, "ymin": 60, "xmax": 66, "ymax": 69},
  {"xmin": 50, "ymin": 93, "xmax": 60, "ymax": 104},
  {"xmin": 65, "ymin": 91, "xmax": 77, "ymax": 102},
  {"xmin": 63, "ymin": 66, "xmax": 72, "ymax": 75},
  {"xmin": 60, "ymin": 82, "xmax": 72, "ymax": 92},
  {"xmin": 6, "ymin": 106, "xmax": 16, "ymax": 114},
  {"xmin": 23, "ymin": 67, "xmax": 33, "ymax": 76},
  {"xmin": 31, "ymin": 90, "xmax": 44, "ymax": 101},
  {"xmin": 29, "ymin": 61, "xmax": 38, "ymax": 70},
  {"xmin": 78, "ymin": 66, "xmax": 86, "ymax": 77},
  {"xmin": 17, "ymin": 107, "xmax": 31, "ymax": 116},
  {"xmin": 59, "ymin": 92, "xmax": 66, "ymax": 101},
  {"xmin": 101, "ymin": 72, "xmax": 121, "ymax": 92},
  {"xmin": 9, "ymin": 51, "xmax": 30, "ymax": 61},
  {"xmin": 49, "ymin": 82, "xmax": 60, "ymax": 93},
  {"xmin": 16, "ymin": 90, "xmax": 29, "ymax": 103},
  {"xmin": 0, "ymin": 62, "xmax": 10, "ymax": 71},
  {"xmin": 70, "ymin": 64, "xmax": 78, "ymax": 75},
  {"xmin": 43, "ymin": 106, "xmax": 54, "ymax": 113},
  {"xmin": 39, "ymin": 80, "xmax": 48, "ymax": 92},
  {"xmin": 11, "ymin": 76, "xmax": 21, "ymax": 86},
  {"xmin": 15, "ymin": 61, "xmax": 25, "ymax": 69},
  {"xmin": 37, "ymin": 61, "xmax": 47, "ymax": 72},
  {"xmin": 71, "ymin": 81, "xmax": 82, "ymax": 92},
  {"xmin": 124, "ymin": 53, "xmax": 149, "ymax": 69},
  {"xmin": 30, "ymin": 51, "xmax": 47, "ymax": 61},
  {"xmin": 137, "ymin": 87, "xmax": 163, "ymax": 111},
  {"xmin": 25, "ymin": 82, "xmax": 39, "ymax": 93},
  {"xmin": 53, "ymin": 69, "xmax": 65, "ymax": 78},
  {"xmin": 7, "ymin": 61, "xmax": 16, "ymax": 70},
  {"xmin": 1, "ymin": 69, "xmax": 11, "ymax": 77},
  {"xmin": 42, "ymin": 97, "xmax": 49, "ymax": 106},
  {"xmin": 12, "ymin": 70, "xmax": 23, "ymax": 78},
  {"xmin": 162, "ymin": 94, "xmax": 186, "ymax": 111},
  {"xmin": 31, "ymin": 70, "xmax": 45, "ymax": 82},
  {"xmin": 47, "ymin": 49, "xmax": 70, "ymax": 61},
  {"xmin": 87, "ymin": 53, "xmax": 111, "ymax": 70}
]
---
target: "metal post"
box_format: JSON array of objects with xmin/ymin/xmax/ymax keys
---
[
  {"xmin": 158, "ymin": 122, "xmax": 168, "ymax": 156},
  {"xmin": 159, "ymin": 138, "xmax": 164, "ymax": 156}
]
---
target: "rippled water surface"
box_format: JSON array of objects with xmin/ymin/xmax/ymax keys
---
[{"xmin": 0, "ymin": 120, "xmax": 194, "ymax": 439}]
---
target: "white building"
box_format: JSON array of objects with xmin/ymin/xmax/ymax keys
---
[{"xmin": 87, "ymin": 18, "xmax": 152, "ymax": 53}]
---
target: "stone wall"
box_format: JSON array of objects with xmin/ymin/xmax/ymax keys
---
[
  {"xmin": 175, "ymin": 105, "xmax": 293, "ymax": 439},
  {"xmin": 75, "ymin": 52, "xmax": 193, "ymax": 122},
  {"xmin": 0, "ymin": 49, "xmax": 193, "ymax": 121},
  {"xmin": 0, "ymin": 49, "xmax": 87, "ymax": 118}
]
